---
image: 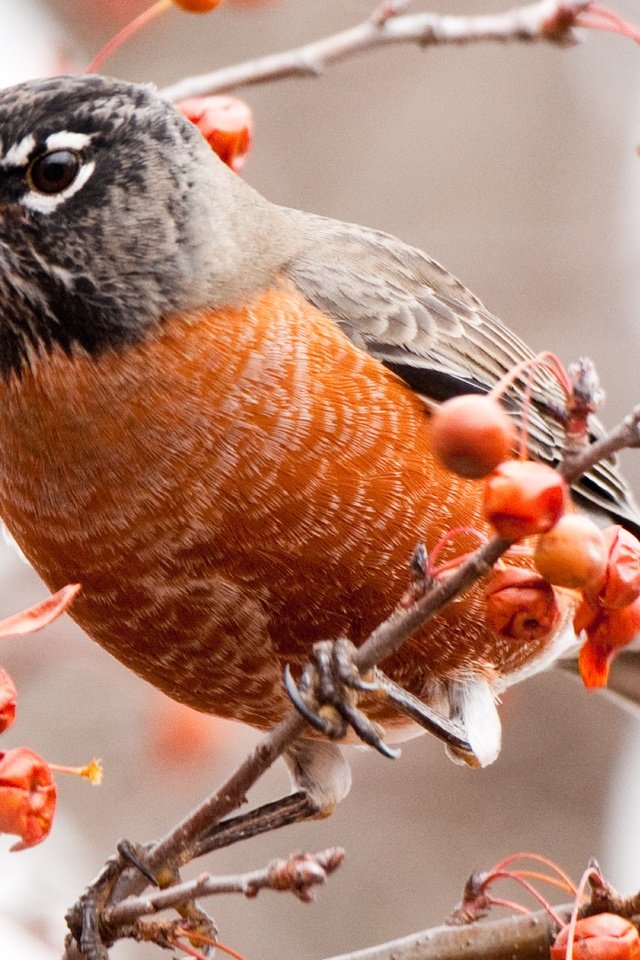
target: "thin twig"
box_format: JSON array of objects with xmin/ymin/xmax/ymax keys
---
[
  {"xmin": 103, "ymin": 849, "xmax": 344, "ymax": 929},
  {"xmin": 160, "ymin": 0, "xmax": 587, "ymax": 101},
  {"xmin": 559, "ymin": 406, "xmax": 640, "ymax": 482},
  {"xmin": 71, "ymin": 398, "xmax": 640, "ymax": 951},
  {"xmin": 63, "ymin": 382, "xmax": 640, "ymax": 959}
]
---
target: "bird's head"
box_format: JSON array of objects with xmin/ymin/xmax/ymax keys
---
[{"xmin": 0, "ymin": 73, "xmax": 293, "ymax": 379}]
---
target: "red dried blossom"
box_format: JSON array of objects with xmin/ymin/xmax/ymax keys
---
[
  {"xmin": 0, "ymin": 748, "xmax": 57, "ymax": 851},
  {"xmin": 575, "ymin": 596, "xmax": 640, "ymax": 689},
  {"xmin": 588, "ymin": 525, "xmax": 640, "ymax": 610}
]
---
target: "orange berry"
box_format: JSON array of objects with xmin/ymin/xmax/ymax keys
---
[
  {"xmin": 172, "ymin": 0, "xmax": 222, "ymax": 11},
  {"xmin": 483, "ymin": 460, "xmax": 567, "ymax": 541},
  {"xmin": 551, "ymin": 914, "xmax": 640, "ymax": 960},
  {"xmin": 534, "ymin": 514, "xmax": 607, "ymax": 589},
  {"xmin": 484, "ymin": 567, "xmax": 560, "ymax": 642},
  {"xmin": 430, "ymin": 395, "xmax": 515, "ymax": 479}
]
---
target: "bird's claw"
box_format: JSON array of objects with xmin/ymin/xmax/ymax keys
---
[
  {"xmin": 116, "ymin": 839, "xmax": 158, "ymax": 886},
  {"xmin": 284, "ymin": 639, "xmax": 400, "ymax": 760},
  {"xmin": 375, "ymin": 671, "xmax": 474, "ymax": 756}
]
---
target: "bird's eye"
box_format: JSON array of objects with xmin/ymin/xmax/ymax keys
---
[{"xmin": 27, "ymin": 150, "xmax": 82, "ymax": 195}]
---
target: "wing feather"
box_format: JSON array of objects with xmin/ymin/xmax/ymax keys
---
[{"xmin": 283, "ymin": 210, "xmax": 640, "ymax": 535}]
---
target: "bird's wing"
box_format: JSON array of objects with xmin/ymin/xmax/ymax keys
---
[{"xmin": 282, "ymin": 210, "xmax": 640, "ymax": 534}]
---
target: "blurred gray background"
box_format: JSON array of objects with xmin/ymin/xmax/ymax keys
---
[{"xmin": 1, "ymin": 1, "xmax": 640, "ymax": 958}]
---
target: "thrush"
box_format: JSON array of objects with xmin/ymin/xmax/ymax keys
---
[{"xmin": 0, "ymin": 74, "xmax": 637, "ymax": 821}]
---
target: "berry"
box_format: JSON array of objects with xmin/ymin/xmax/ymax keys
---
[
  {"xmin": 172, "ymin": 0, "xmax": 222, "ymax": 12},
  {"xmin": 483, "ymin": 460, "xmax": 567, "ymax": 540},
  {"xmin": 484, "ymin": 567, "xmax": 560, "ymax": 642},
  {"xmin": 429, "ymin": 395, "xmax": 515, "ymax": 479},
  {"xmin": 534, "ymin": 514, "xmax": 607, "ymax": 589},
  {"xmin": 551, "ymin": 913, "xmax": 640, "ymax": 960},
  {"xmin": 178, "ymin": 96, "xmax": 253, "ymax": 172}
]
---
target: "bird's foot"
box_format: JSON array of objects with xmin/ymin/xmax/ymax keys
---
[
  {"xmin": 284, "ymin": 638, "xmax": 400, "ymax": 759},
  {"xmin": 64, "ymin": 841, "xmax": 157, "ymax": 959},
  {"xmin": 284, "ymin": 639, "xmax": 490, "ymax": 766},
  {"xmin": 375, "ymin": 671, "xmax": 475, "ymax": 758}
]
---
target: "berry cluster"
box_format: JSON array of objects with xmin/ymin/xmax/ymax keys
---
[{"xmin": 430, "ymin": 390, "xmax": 640, "ymax": 687}]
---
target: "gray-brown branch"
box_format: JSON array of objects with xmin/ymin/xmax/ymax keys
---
[{"xmin": 161, "ymin": 0, "xmax": 588, "ymax": 101}]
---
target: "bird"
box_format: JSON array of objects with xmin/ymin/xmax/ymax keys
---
[{"xmin": 0, "ymin": 73, "xmax": 638, "ymax": 827}]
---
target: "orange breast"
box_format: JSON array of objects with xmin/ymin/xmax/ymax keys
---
[{"xmin": 0, "ymin": 286, "xmax": 562, "ymax": 729}]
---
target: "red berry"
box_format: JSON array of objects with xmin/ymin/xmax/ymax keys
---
[
  {"xmin": 172, "ymin": 0, "xmax": 222, "ymax": 11},
  {"xmin": 483, "ymin": 460, "xmax": 567, "ymax": 541},
  {"xmin": 484, "ymin": 567, "xmax": 560, "ymax": 642},
  {"xmin": 551, "ymin": 913, "xmax": 640, "ymax": 960},
  {"xmin": 0, "ymin": 667, "xmax": 16, "ymax": 735},
  {"xmin": 429, "ymin": 395, "xmax": 515, "ymax": 479},
  {"xmin": 534, "ymin": 514, "xmax": 608, "ymax": 589},
  {"xmin": 178, "ymin": 96, "xmax": 253, "ymax": 172}
]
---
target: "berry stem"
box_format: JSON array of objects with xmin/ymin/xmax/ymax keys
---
[
  {"xmin": 488, "ymin": 870, "xmax": 566, "ymax": 927},
  {"xmin": 562, "ymin": 864, "xmax": 606, "ymax": 960},
  {"xmin": 490, "ymin": 852, "xmax": 577, "ymax": 894},
  {"xmin": 428, "ymin": 526, "xmax": 488, "ymax": 575},
  {"xmin": 175, "ymin": 931, "xmax": 248, "ymax": 960},
  {"xmin": 485, "ymin": 896, "xmax": 533, "ymax": 915},
  {"xmin": 576, "ymin": 5, "xmax": 640, "ymax": 43},
  {"xmin": 86, "ymin": 0, "xmax": 173, "ymax": 74},
  {"xmin": 488, "ymin": 352, "xmax": 572, "ymax": 460}
]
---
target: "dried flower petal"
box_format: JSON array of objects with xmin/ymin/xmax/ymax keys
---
[
  {"xmin": 0, "ymin": 584, "xmax": 80, "ymax": 640},
  {"xmin": 592, "ymin": 525, "xmax": 640, "ymax": 610},
  {"xmin": 575, "ymin": 596, "xmax": 640, "ymax": 689}
]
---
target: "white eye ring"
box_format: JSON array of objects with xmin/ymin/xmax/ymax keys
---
[
  {"xmin": 27, "ymin": 149, "xmax": 82, "ymax": 195},
  {"xmin": 22, "ymin": 155, "xmax": 95, "ymax": 215}
]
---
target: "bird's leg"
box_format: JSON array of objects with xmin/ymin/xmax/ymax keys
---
[
  {"xmin": 65, "ymin": 841, "xmax": 161, "ymax": 959},
  {"xmin": 191, "ymin": 790, "xmax": 315, "ymax": 858},
  {"xmin": 193, "ymin": 739, "xmax": 352, "ymax": 858},
  {"xmin": 284, "ymin": 637, "xmax": 477, "ymax": 760}
]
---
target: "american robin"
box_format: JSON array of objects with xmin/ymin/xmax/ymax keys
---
[{"xmin": 0, "ymin": 74, "xmax": 637, "ymax": 819}]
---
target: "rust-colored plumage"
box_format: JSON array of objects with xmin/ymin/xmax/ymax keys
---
[
  {"xmin": 0, "ymin": 75, "xmax": 637, "ymax": 805},
  {"xmin": 0, "ymin": 287, "xmax": 564, "ymax": 733}
]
